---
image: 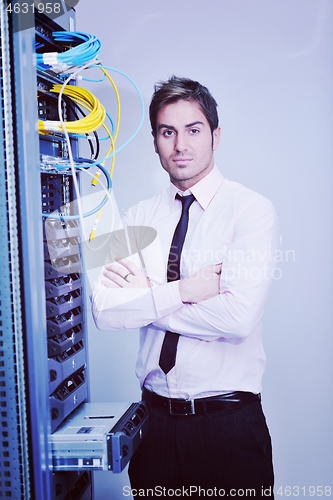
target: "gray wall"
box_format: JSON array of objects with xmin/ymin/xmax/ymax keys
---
[{"xmin": 77, "ymin": 0, "xmax": 333, "ymax": 498}]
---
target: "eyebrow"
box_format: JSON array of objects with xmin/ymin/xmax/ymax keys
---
[{"xmin": 157, "ymin": 121, "xmax": 205, "ymax": 131}]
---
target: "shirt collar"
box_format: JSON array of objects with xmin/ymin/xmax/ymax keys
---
[{"xmin": 169, "ymin": 165, "xmax": 224, "ymax": 210}]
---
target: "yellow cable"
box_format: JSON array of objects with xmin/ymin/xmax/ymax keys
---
[
  {"xmin": 89, "ymin": 67, "xmax": 120, "ymax": 241},
  {"xmin": 38, "ymin": 70, "xmax": 121, "ymax": 242},
  {"xmin": 89, "ymin": 121, "xmax": 115, "ymax": 241},
  {"xmin": 99, "ymin": 67, "xmax": 121, "ymax": 143},
  {"xmin": 39, "ymin": 85, "xmax": 106, "ymax": 135}
]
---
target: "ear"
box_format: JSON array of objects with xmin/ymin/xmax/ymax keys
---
[
  {"xmin": 212, "ymin": 127, "xmax": 221, "ymax": 151},
  {"xmin": 152, "ymin": 131, "xmax": 159, "ymax": 154}
]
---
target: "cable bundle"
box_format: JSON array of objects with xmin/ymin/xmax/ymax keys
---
[
  {"xmin": 38, "ymin": 31, "xmax": 145, "ymax": 243},
  {"xmin": 39, "ymin": 84, "xmax": 106, "ymax": 135},
  {"xmin": 37, "ymin": 31, "xmax": 102, "ymax": 73}
]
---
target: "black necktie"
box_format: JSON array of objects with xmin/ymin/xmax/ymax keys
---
[{"xmin": 159, "ymin": 193, "xmax": 196, "ymax": 374}]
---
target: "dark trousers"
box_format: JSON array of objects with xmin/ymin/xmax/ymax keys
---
[{"xmin": 129, "ymin": 398, "xmax": 274, "ymax": 499}]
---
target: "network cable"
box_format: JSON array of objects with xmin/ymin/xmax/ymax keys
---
[
  {"xmin": 37, "ymin": 60, "xmax": 143, "ymax": 168},
  {"xmin": 51, "ymin": 64, "xmax": 115, "ymax": 245},
  {"xmin": 38, "ymin": 32, "xmax": 144, "ymax": 245},
  {"xmin": 37, "ymin": 31, "xmax": 102, "ymax": 73},
  {"xmin": 50, "ymin": 64, "xmax": 144, "ymax": 171},
  {"xmin": 61, "ymin": 95, "xmax": 100, "ymax": 160},
  {"xmin": 42, "ymin": 160, "xmax": 112, "ymax": 221},
  {"xmin": 89, "ymin": 68, "xmax": 120, "ymax": 190},
  {"xmin": 39, "ymin": 84, "xmax": 106, "ymax": 135},
  {"xmin": 82, "ymin": 65, "xmax": 144, "ymax": 168},
  {"xmin": 56, "ymin": 64, "xmax": 95, "ymax": 241}
]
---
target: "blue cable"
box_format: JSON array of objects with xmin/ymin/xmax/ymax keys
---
[
  {"xmin": 53, "ymin": 32, "xmax": 102, "ymax": 65},
  {"xmin": 46, "ymin": 64, "xmax": 145, "ymax": 169},
  {"xmin": 58, "ymin": 64, "xmax": 145, "ymax": 169},
  {"xmin": 82, "ymin": 73, "xmax": 107, "ymax": 83},
  {"xmin": 105, "ymin": 110, "xmax": 115, "ymax": 137},
  {"xmin": 100, "ymin": 65, "xmax": 145, "ymax": 155},
  {"xmin": 37, "ymin": 31, "xmax": 102, "ymax": 71}
]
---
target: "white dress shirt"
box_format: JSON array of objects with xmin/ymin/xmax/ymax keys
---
[{"xmin": 91, "ymin": 166, "xmax": 280, "ymax": 399}]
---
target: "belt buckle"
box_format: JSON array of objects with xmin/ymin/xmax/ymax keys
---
[
  {"xmin": 168, "ymin": 398, "xmax": 195, "ymax": 416},
  {"xmin": 188, "ymin": 399, "xmax": 195, "ymax": 415}
]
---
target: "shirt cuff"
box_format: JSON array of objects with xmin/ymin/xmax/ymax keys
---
[{"xmin": 152, "ymin": 280, "xmax": 183, "ymax": 317}]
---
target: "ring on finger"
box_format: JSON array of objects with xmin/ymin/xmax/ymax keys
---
[{"xmin": 123, "ymin": 272, "xmax": 131, "ymax": 282}]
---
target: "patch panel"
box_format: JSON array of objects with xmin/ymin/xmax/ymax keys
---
[
  {"xmin": 50, "ymin": 368, "xmax": 87, "ymax": 433},
  {"xmin": 52, "ymin": 471, "xmax": 91, "ymax": 500},
  {"xmin": 47, "ymin": 325, "xmax": 84, "ymax": 358},
  {"xmin": 41, "ymin": 173, "xmax": 71, "ymax": 215},
  {"xmin": 49, "ymin": 344, "xmax": 86, "ymax": 395},
  {"xmin": 46, "ymin": 288, "xmax": 83, "ymax": 317},
  {"xmin": 45, "ymin": 219, "xmax": 80, "ymax": 239},
  {"xmin": 45, "ymin": 273, "xmax": 82, "ymax": 299},
  {"xmin": 45, "ymin": 255, "xmax": 82, "ymax": 278}
]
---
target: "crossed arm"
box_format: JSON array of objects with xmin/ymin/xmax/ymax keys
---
[
  {"xmin": 91, "ymin": 196, "xmax": 280, "ymax": 340},
  {"xmin": 101, "ymin": 260, "xmax": 222, "ymax": 304}
]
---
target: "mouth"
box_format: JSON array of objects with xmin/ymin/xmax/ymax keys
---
[{"xmin": 173, "ymin": 158, "xmax": 192, "ymax": 163}]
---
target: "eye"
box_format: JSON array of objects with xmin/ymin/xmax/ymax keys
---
[
  {"xmin": 162, "ymin": 129, "xmax": 175, "ymax": 137},
  {"xmin": 189, "ymin": 128, "xmax": 200, "ymax": 135}
]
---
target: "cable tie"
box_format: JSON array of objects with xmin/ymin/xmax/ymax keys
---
[
  {"xmin": 49, "ymin": 62, "xmax": 73, "ymax": 74},
  {"xmin": 50, "ymin": 59, "xmax": 98, "ymax": 75},
  {"xmin": 43, "ymin": 52, "xmax": 59, "ymax": 64},
  {"xmin": 43, "ymin": 121, "xmax": 60, "ymax": 132}
]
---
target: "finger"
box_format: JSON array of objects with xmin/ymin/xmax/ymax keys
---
[
  {"xmin": 103, "ymin": 269, "xmax": 130, "ymax": 288},
  {"xmin": 115, "ymin": 258, "xmax": 141, "ymax": 276},
  {"xmin": 102, "ymin": 279, "xmax": 121, "ymax": 289},
  {"xmin": 105, "ymin": 262, "xmax": 128, "ymax": 277},
  {"xmin": 105, "ymin": 262, "xmax": 135, "ymax": 282}
]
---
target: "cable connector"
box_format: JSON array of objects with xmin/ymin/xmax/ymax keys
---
[
  {"xmin": 91, "ymin": 168, "xmax": 101, "ymax": 187},
  {"xmin": 49, "ymin": 63, "xmax": 76, "ymax": 74},
  {"xmin": 89, "ymin": 218, "xmax": 100, "ymax": 241}
]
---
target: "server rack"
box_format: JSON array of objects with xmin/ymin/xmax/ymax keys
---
[
  {"xmin": 0, "ymin": 3, "xmax": 92, "ymax": 499},
  {"xmin": 1, "ymin": 4, "xmax": 148, "ymax": 499}
]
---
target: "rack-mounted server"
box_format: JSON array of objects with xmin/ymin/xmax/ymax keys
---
[{"xmin": 1, "ymin": 5, "xmax": 148, "ymax": 499}]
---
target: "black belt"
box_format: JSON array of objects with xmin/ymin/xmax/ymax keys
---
[{"xmin": 142, "ymin": 388, "xmax": 260, "ymax": 416}]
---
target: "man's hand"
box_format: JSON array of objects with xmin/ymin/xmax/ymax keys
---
[
  {"xmin": 102, "ymin": 259, "xmax": 151, "ymax": 289},
  {"xmin": 179, "ymin": 264, "xmax": 222, "ymax": 304},
  {"xmin": 101, "ymin": 260, "xmax": 221, "ymax": 303}
]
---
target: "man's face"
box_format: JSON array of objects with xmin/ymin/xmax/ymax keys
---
[{"xmin": 153, "ymin": 99, "xmax": 220, "ymax": 191}]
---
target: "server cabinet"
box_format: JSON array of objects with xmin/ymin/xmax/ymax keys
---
[
  {"xmin": 0, "ymin": 3, "xmax": 92, "ymax": 499},
  {"xmin": 1, "ymin": 4, "xmax": 148, "ymax": 498}
]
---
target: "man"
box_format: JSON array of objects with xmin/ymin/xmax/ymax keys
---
[{"xmin": 91, "ymin": 76, "xmax": 280, "ymax": 498}]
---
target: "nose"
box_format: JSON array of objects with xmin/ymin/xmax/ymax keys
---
[{"xmin": 174, "ymin": 132, "xmax": 188, "ymax": 153}]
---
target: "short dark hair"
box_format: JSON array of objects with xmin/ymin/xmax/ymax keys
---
[{"xmin": 149, "ymin": 76, "xmax": 219, "ymax": 137}]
